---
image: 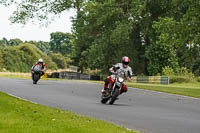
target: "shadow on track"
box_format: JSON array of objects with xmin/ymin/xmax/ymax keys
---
[{"xmin": 97, "ymin": 103, "xmax": 131, "ymax": 107}]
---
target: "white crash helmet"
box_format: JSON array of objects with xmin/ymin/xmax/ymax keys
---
[{"xmin": 38, "ymin": 58, "xmax": 43, "ymax": 63}]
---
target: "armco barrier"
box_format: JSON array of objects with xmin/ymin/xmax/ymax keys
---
[
  {"xmin": 51, "ymin": 72, "xmax": 169, "ymax": 84},
  {"xmin": 90, "ymin": 75, "xmax": 101, "ymax": 80},
  {"xmin": 132, "ymin": 76, "xmax": 169, "ymax": 84},
  {"xmin": 51, "ymin": 71, "xmax": 100, "ymax": 80},
  {"xmin": 59, "ymin": 72, "xmax": 80, "ymax": 79}
]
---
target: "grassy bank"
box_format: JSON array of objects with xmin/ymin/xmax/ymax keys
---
[
  {"xmin": 0, "ymin": 91, "xmax": 138, "ymax": 133},
  {"xmin": 127, "ymin": 82, "xmax": 200, "ymax": 98},
  {"xmin": 0, "ymin": 72, "xmax": 60, "ymax": 80},
  {"xmin": 0, "ymin": 72, "xmax": 31, "ymax": 79}
]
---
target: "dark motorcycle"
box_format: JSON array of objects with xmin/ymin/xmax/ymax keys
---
[
  {"xmin": 32, "ymin": 65, "xmax": 43, "ymax": 84},
  {"xmin": 101, "ymin": 69, "xmax": 125, "ymax": 105}
]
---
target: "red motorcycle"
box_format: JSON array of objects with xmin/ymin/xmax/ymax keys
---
[{"xmin": 101, "ymin": 69, "xmax": 126, "ymax": 105}]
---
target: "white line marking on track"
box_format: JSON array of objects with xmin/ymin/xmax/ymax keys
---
[{"xmin": 7, "ymin": 93, "xmax": 38, "ymax": 104}]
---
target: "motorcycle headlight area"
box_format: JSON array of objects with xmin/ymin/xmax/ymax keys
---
[
  {"xmin": 115, "ymin": 82, "xmax": 121, "ymax": 87},
  {"xmin": 118, "ymin": 77, "xmax": 124, "ymax": 83}
]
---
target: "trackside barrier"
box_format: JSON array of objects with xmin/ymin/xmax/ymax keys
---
[
  {"xmin": 50, "ymin": 72, "xmax": 100, "ymax": 80},
  {"xmin": 50, "ymin": 72, "xmax": 169, "ymax": 84},
  {"xmin": 132, "ymin": 76, "xmax": 169, "ymax": 85}
]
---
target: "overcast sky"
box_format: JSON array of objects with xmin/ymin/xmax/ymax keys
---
[{"xmin": 0, "ymin": 5, "xmax": 75, "ymax": 42}]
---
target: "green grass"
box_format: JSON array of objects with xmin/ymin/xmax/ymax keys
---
[
  {"xmin": 0, "ymin": 72, "xmax": 62, "ymax": 80},
  {"xmin": 126, "ymin": 82, "xmax": 200, "ymax": 98},
  {"xmin": 0, "ymin": 72, "xmax": 31, "ymax": 79},
  {"xmin": 0, "ymin": 91, "xmax": 138, "ymax": 133}
]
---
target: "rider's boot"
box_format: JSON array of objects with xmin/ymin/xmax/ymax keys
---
[{"xmin": 101, "ymin": 87, "xmax": 109, "ymax": 97}]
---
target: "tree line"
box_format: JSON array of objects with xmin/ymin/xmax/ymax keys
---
[
  {"xmin": 0, "ymin": 32, "xmax": 72, "ymax": 72},
  {"xmin": 0, "ymin": 0, "xmax": 200, "ymax": 76}
]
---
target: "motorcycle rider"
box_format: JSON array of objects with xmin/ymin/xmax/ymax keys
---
[
  {"xmin": 101, "ymin": 56, "xmax": 133, "ymax": 97},
  {"xmin": 31, "ymin": 58, "xmax": 46, "ymax": 79}
]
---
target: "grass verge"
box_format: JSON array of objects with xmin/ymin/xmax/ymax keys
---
[
  {"xmin": 0, "ymin": 72, "xmax": 61, "ymax": 80},
  {"xmin": 127, "ymin": 82, "xmax": 200, "ymax": 98},
  {"xmin": 0, "ymin": 72, "xmax": 31, "ymax": 79},
  {"xmin": 0, "ymin": 91, "xmax": 138, "ymax": 133}
]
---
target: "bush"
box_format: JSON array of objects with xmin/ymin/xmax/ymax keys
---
[
  {"xmin": 43, "ymin": 55, "xmax": 58, "ymax": 70},
  {"xmin": 196, "ymin": 77, "xmax": 200, "ymax": 82},
  {"xmin": 1, "ymin": 43, "xmax": 58, "ymax": 72},
  {"xmin": 49, "ymin": 53, "xmax": 67, "ymax": 69},
  {"xmin": 170, "ymin": 76, "xmax": 191, "ymax": 83},
  {"xmin": 65, "ymin": 57, "xmax": 72, "ymax": 68},
  {"xmin": 162, "ymin": 66, "xmax": 196, "ymax": 83},
  {"xmin": 83, "ymin": 68, "xmax": 101, "ymax": 75},
  {"xmin": 17, "ymin": 43, "xmax": 43, "ymax": 70},
  {"xmin": 2, "ymin": 47, "xmax": 28, "ymax": 72},
  {"xmin": 162, "ymin": 66, "xmax": 174, "ymax": 76}
]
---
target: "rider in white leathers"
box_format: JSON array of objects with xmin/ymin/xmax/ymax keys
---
[{"xmin": 102, "ymin": 56, "xmax": 133, "ymax": 96}]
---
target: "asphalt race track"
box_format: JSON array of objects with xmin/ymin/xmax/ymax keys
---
[{"xmin": 0, "ymin": 78, "xmax": 200, "ymax": 133}]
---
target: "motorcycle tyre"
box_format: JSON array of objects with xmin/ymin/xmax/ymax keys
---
[
  {"xmin": 101, "ymin": 97, "xmax": 110, "ymax": 104},
  {"xmin": 33, "ymin": 80, "xmax": 38, "ymax": 84},
  {"xmin": 33, "ymin": 73, "xmax": 40, "ymax": 84},
  {"xmin": 109, "ymin": 89, "xmax": 119, "ymax": 105}
]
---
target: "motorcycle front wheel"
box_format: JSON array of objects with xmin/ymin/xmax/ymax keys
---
[
  {"xmin": 33, "ymin": 73, "xmax": 40, "ymax": 84},
  {"xmin": 109, "ymin": 88, "xmax": 119, "ymax": 105}
]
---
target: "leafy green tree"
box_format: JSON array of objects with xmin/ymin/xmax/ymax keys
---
[
  {"xmin": 0, "ymin": 38, "xmax": 23, "ymax": 46},
  {"xmin": 192, "ymin": 57, "xmax": 200, "ymax": 76},
  {"xmin": 0, "ymin": 48, "xmax": 3, "ymax": 70},
  {"xmin": 2, "ymin": 0, "xmax": 200, "ymax": 76},
  {"xmin": 147, "ymin": 1, "xmax": 200, "ymax": 74},
  {"xmin": 0, "ymin": 37, "xmax": 8, "ymax": 47},
  {"xmin": 0, "ymin": 0, "xmax": 82, "ymax": 24},
  {"xmin": 8, "ymin": 38, "xmax": 23, "ymax": 46},
  {"xmin": 145, "ymin": 43, "xmax": 179, "ymax": 75},
  {"xmin": 176, "ymin": 0, "xmax": 200, "ymax": 70},
  {"xmin": 50, "ymin": 32, "xmax": 73, "ymax": 56},
  {"xmin": 145, "ymin": 17, "xmax": 180, "ymax": 75},
  {"xmin": 25, "ymin": 40, "xmax": 51, "ymax": 53},
  {"xmin": 72, "ymin": 0, "xmax": 146, "ymax": 73}
]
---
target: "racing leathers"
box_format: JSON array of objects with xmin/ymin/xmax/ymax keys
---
[
  {"xmin": 31, "ymin": 63, "xmax": 46, "ymax": 79},
  {"xmin": 103, "ymin": 63, "xmax": 133, "ymax": 94}
]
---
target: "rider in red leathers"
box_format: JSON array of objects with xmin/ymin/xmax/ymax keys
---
[{"xmin": 101, "ymin": 56, "xmax": 133, "ymax": 97}]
